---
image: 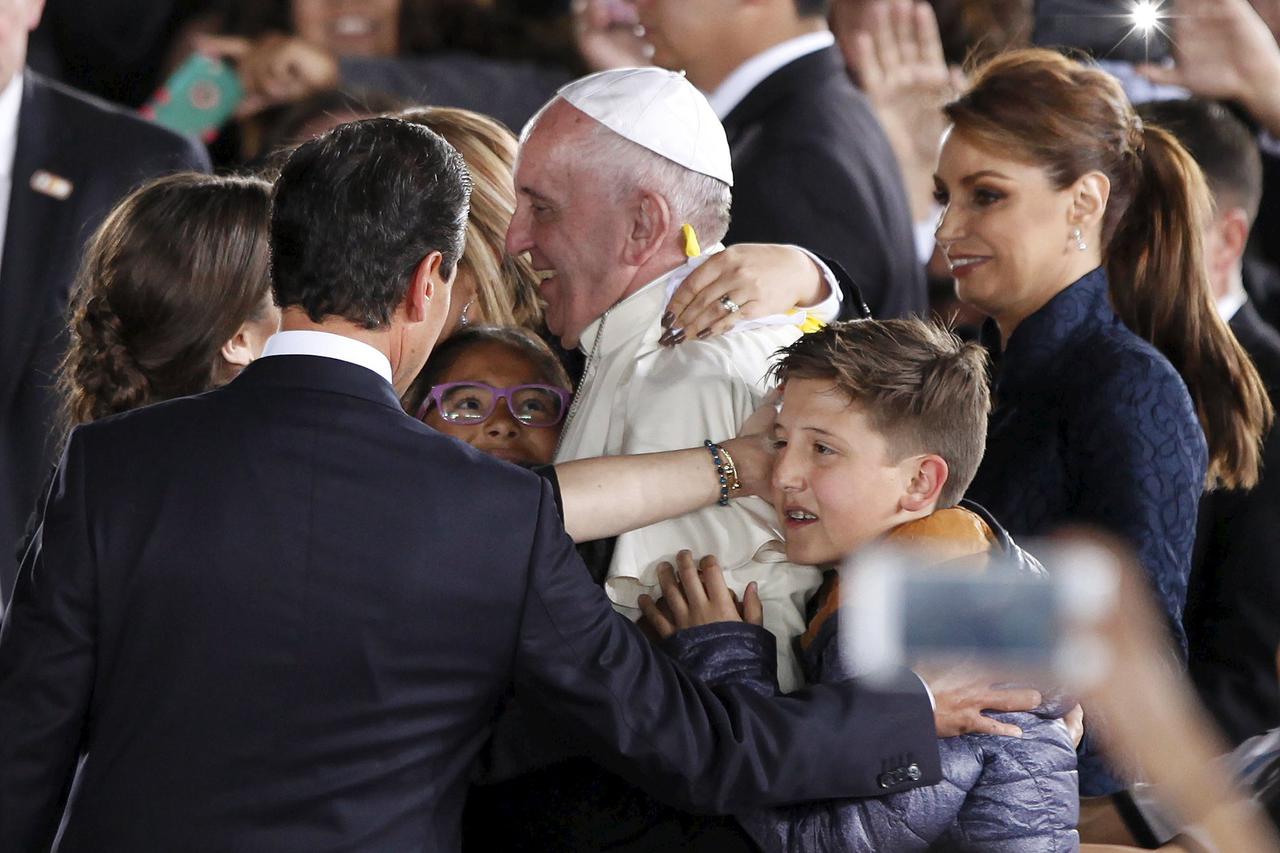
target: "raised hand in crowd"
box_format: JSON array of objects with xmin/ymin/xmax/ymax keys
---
[
  {"xmin": 661, "ymin": 244, "xmax": 837, "ymax": 344},
  {"xmin": 571, "ymin": 0, "xmax": 652, "ymax": 72},
  {"xmin": 194, "ymin": 34, "xmax": 339, "ymax": 117},
  {"xmin": 837, "ymin": 0, "xmax": 965, "ymax": 223},
  {"xmin": 1137, "ymin": 0, "xmax": 1280, "ymax": 136}
]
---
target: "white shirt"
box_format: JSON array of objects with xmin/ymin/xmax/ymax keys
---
[
  {"xmin": 0, "ymin": 73, "xmax": 24, "ymax": 281},
  {"xmin": 260, "ymin": 330, "xmax": 394, "ymax": 384},
  {"xmin": 706, "ymin": 30, "xmax": 837, "ymax": 120},
  {"xmin": 1216, "ymin": 289, "xmax": 1247, "ymax": 324},
  {"xmin": 556, "ymin": 247, "xmax": 830, "ymax": 691}
]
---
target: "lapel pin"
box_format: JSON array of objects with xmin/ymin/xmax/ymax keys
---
[{"xmin": 30, "ymin": 170, "xmax": 74, "ymax": 201}]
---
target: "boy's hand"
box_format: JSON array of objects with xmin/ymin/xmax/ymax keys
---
[{"xmin": 639, "ymin": 550, "xmax": 762, "ymax": 639}]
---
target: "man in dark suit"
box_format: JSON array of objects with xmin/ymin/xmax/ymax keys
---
[
  {"xmin": 0, "ymin": 0, "xmax": 210, "ymax": 607},
  {"xmin": 0, "ymin": 117, "xmax": 1039, "ymax": 852},
  {"xmin": 634, "ymin": 0, "xmax": 925, "ymax": 319},
  {"xmin": 1138, "ymin": 99, "xmax": 1280, "ymax": 745}
]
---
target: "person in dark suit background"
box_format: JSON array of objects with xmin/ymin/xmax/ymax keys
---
[
  {"xmin": 1137, "ymin": 97, "xmax": 1280, "ymax": 746},
  {"xmin": 0, "ymin": 116, "xmax": 1039, "ymax": 852},
  {"xmin": 627, "ymin": 0, "xmax": 925, "ymax": 319},
  {"xmin": 0, "ymin": 0, "xmax": 211, "ymax": 609}
]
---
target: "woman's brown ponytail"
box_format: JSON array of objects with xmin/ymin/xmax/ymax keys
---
[{"xmin": 1107, "ymin": 125, "xmax": 1272, "ymax": 489}]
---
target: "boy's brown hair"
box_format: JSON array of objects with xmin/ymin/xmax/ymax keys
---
[{"xmin": 771, "ymin": 318, "xmax": 991, "ymax": 508}]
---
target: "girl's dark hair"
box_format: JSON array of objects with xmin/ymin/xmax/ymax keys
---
[
  {"xmin": 401, "ymin": 325, "xmax": 572, "ymax": 416},
  {"xmin": 59, "ymin": 173, "xmax": 273, "ymax": 430},
  {"xmin": 945, "ymin": 48, "xmax": 1272, "ymax": 489}
]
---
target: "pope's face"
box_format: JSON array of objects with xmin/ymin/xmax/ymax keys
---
[{"xmin": 505, "ymin": 102, "xmax": 635, "ymax": 349}]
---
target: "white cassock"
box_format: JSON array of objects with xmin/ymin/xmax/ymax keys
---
[{"xmin": 555, "ymin": 245, "xmax": 834, "ymax": 691}]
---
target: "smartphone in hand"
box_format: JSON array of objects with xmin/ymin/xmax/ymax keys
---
[{"xmin": 141, "ymin": 54, "xmax": 244, "ymax": 142}]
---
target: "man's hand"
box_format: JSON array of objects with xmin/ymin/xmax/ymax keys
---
[
  {"xmin": 195, "ymin": 34, "xmax": 339, "ymax": 117},
  {"xmin": 638, "ymin": 551, "xmax": 763, "ymax": 639},
  {"xmin": 918, "ymin": 663, "xmax": 1042, "ymax": 738},
  {"xmin": 839, "ymin": 0, "xmax": 965, "ymax": 222},
  {"xmin": 1136, "ymin": 0, "xmax": 1280, "ymax": 136},
  {"xmin": 572, "ymin": 0, "xmax": 653, "ymax": 72}
]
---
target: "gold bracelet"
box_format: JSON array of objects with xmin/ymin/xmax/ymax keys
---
[{"xmin": 717, "ymin": 445, "xmax": 742, "ymax": 496}]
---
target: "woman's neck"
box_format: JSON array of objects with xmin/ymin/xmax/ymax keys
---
[{"xmin": 995, "ymin": 262, "xmax": 1102, "ymax": 346}]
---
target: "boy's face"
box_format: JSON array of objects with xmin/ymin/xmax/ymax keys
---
[{"xmin": 771, "ymin": 379, "xmax": 915, "ymax": 565}]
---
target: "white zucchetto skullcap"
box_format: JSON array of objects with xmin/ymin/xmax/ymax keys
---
[{"xmin": 554, "ymin": 67, "xmax": 734, "ymax": 187}]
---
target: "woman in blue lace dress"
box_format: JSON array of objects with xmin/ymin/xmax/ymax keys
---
[{"xmin": 933, "ymin": 49, "xmax": 1272, "ymax": 794}]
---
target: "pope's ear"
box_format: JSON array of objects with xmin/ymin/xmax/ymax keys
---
[{"xmin": 621, "ymin": 190, "xmax": 672, "ymax": 266}]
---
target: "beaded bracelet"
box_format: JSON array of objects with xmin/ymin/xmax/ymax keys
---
[{"xmin": 704, "ymin": 440, "xmax": 743, "ymax": 506}]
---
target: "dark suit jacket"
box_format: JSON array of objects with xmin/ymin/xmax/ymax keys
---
[
  {"xmin": 0, "ymin": 70, "xmax": 210, "ymax": 605},
  {"xmin": 1187, "ymin": 301, "xmax": 1280, "ymax": 745},
  {"xmin": 720, "ymin": 46, "xmax": 926, "ymax": 320},
  {"xmin": 0, "ymin": 353, "xmax": 940, "ymax": 852}
]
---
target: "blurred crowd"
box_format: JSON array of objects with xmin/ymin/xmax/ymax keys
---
[{"xmin": 1, "ymin": 0, "xmax": 1280, "ymax": 851}]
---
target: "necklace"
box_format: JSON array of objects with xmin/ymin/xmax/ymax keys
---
[{"xmin": 555, "ymin": 310, "xmax": 608, "ymax": 459}]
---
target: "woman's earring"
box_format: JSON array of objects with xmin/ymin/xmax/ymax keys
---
[
  {"xmin": 459, "ymin": 299, "xmax": 473, "ymax": 328},
  {"xmin": 1071, "ymin": 228, "xmax": 1088, "ymax": 252}
]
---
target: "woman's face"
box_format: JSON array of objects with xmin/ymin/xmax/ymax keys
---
[
  {"xmin": 421, "ymin": 341, "xmax": 566, "ymax": 467},
  {"xmin": 292, "ymin": 0, "xmax": 400, "ymax": 57},
  {"xmin": 933, "ymin": 129, "xmax": 1089, "ymax": 332}
]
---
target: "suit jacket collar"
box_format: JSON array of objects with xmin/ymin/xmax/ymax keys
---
[
  {"xmin": 231, "ymin": 354, "xmax": 407, "ymax": 413},
  {"xmin": 720, "ymin": 45, "xmax": 845, "ymax": 144},
  {"xmin": 1230, "ymin": 299, "xmax": 1273, "ymax": 342}
]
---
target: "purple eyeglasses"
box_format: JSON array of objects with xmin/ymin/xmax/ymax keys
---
[{"xmin": 417, "ymin": 382, "xmax": 572, "ymax": 428}]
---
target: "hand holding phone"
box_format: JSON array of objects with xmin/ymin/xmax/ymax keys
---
[{"xmin": 141, "ymin": 54, "xmax": 243, "ymax": 141}]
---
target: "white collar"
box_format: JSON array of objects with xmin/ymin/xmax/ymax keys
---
[
  {"xmin": 1216, "ymin": 289, "xmax": 1248, "ymax": 324},
  {"xmin": 260, "ymin": 330, "xmax": 394, "ymax": 384},
  {"xmin": 706, "ymin": 30, "xmax": 836, "ymax": 120},
  {"xmin": 0, "ymin": 73, "xmax": 23, "ymax": 180}
]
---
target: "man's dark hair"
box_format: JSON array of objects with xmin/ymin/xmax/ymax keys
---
[
  {"xmin": 270, "ymin": 117, "xmax": 472, "ymax": 329},
  {"xmin": 1137, "ymin": 98, "xmax": 1263, "ymax": 224},
  {"xmin": 795, "ymin": 0, "xmax": 830, "ymax": 15}
]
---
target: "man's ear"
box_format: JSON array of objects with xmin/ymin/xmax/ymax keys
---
[
  {"xmin": 1218, "ymin": 207, "xmax": 1251, "ymax": 267},
  {"xmin": 1069, "ymin": 171, "xmax": 1111, "ymax": 240},
  {"xmin": 220, "ymin": 323, "xmax": 257, "ymax": 370},
  {"xmin": 28, "ymin": 0, "xmax": 47, "ymax": 30},
  {"xmin": 621, "ymin": 190, "xmax": 673, "ymax": 267},
  {"xmin": 900, "ymin": 454, "xmax": 949, "ymax": 514},
  {"xmin": 405, "ymin": 251, "xmax": 447, "ymax": 323}
]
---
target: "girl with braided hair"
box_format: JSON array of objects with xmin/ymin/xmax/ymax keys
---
[{"xmin": 59, "ymin": 172, "xmax": 279, "ymax": 431}]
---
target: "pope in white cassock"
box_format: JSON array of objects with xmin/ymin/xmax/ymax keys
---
[{"xmin": 505, "ymin": 68, "xmax": 843, "ymax": 690}]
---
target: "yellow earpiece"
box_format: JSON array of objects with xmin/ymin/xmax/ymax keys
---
[{"xmin": 681, "ymin": 223, "xmax": 702, "ymax": 258}]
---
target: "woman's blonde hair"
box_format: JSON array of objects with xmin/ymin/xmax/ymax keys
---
[{"xmin": 397, "ymin": 107, "xmax": 543, "ymax": 332}]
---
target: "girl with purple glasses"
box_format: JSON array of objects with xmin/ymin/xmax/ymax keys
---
[{"xmin": 403, "ymin": 325, "xmax": 775, "ymax": 543}]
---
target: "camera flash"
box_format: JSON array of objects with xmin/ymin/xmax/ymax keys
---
[{"xmin": 1130, "ymin": 0, "xmax": 1161, "ymax": 32}]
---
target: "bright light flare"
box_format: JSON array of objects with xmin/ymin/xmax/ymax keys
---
[{"xmin": 1130, "ymin": 0, "xmax": 1163, "ymax": 33}]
